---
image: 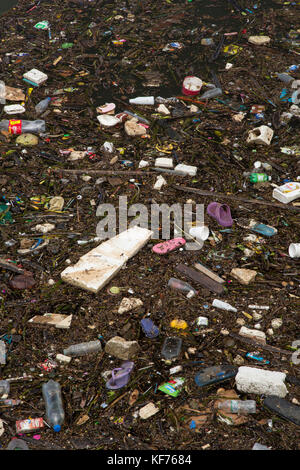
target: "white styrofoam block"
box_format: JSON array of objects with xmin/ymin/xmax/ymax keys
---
[
  {"xmin": 23, "ymin": 69, "xmax": 48, "ymax": 85},
  {"xmin": 61, "ymin": 226, "xmax": 153, "ymax": 293},
  {"xmin": 174, "ymin": 164, "xmax": 197, "ymax": 176},
  {"xmin": 155, "ymin": 157, "xmax": 173, "ymax": 169},
  {"xmin": 96, "ymin": 226, "xmax": 153, "ymax": 259},
  {"xmin": 247, "ymin": 125, "xmax": 273, "ymax": 145},
  {"xmin": 235, "ymin": 366, "xmax": 287, "ymax": 397},
  {"xmin": 4, "ymin": 104, "xmax": 25, "ymax": 114},
  {"xmin": 239, "ymin": 326, "xmax": 266, "ymax": 344},
  {"xmin": 61, "ymin": 254, "xmax": 124, "ymax": 293}
]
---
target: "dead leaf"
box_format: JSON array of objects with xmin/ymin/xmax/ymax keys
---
[
  {"xmin": 75, "ymin": 414, "xmax": 90, "ymax": 426},
  {"xmin": 129, "ymin": 389, "xmax": 139, "ymax": 406}
]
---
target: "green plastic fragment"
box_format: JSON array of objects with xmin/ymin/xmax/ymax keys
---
[
  {"xmin": 61, "ymin": 43, "xmax": 74, "ymax": 49},
  {"xmin": 0, "ymin": 204, "xmax": 13, "ymax": 225}
]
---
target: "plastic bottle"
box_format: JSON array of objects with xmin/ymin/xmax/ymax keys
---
[
  {"xmin": 129, "ymin": 96, "xmax": 154, "ymax": 105},
  {"xmin": 276, "ymin": 73, "xmax": 293, "ymax": 84},
  {"xmin": 42, "ymin": 380, "xmax": 64, "ymax": 432},
  {"xmin": 0, "ymin": 380, "xmax": 10, "ymax": 398},
  {"xmin": 249, "ymin": 173, "xmax": 271, "ymax": 183},
  {"xmin": 0, "ymin": 340, "xmax": 6, "ymax": 365},
  {"xmin": 168, "ymin": 277, "xmax": 197, "ymax": 298},
  {"xmin": 199, "ymin": 87, "xmax": 222, "ymax": 100},
  {"xmin": 212, "ymin": 299, "xmax": 237, "ymax": 312},
  {"xmin": 155, "ymin": 96, "xmax": 179, "ymax": 104},
  {"xmin": 35, "ymin": 97, "xmax": 51, "ymax": 115},
  {"xmin": 7, "ymin": 438, "xmax": 29, "ymax": 450},
  {"xmin": 0, "ymin": 119, "xmax": 45, "ymax": 135},
  {"xmin": 0, "ymin": 80, "xmax": 6, "ymax": 105},
  {"xmin": 63, "ymin": 340, "xmax": 102, "ymax": 357},
  {"xmin": 218, "ymin": 400, "xmax": 256, "ymax": 414}
]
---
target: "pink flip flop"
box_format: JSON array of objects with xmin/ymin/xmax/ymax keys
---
[
  {"xmin": 152, "ymin": 237, "xmax": 186, "ymax": 255},
  {"xmin": 207, "ymin": 202, "xmax": 233, "ymax": 227}
]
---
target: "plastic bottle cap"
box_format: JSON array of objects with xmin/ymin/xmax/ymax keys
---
[{"xmin": 53, "ymin": 424, "xmax": 61, "ymax": 432}]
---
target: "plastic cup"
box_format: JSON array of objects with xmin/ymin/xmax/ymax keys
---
[
  {"xmin": 189, "ymin": 225, "xmax": 209, "ymax": 241},
  {"xmin": 289, "ymin": 243, "xmax": 300, "ymax": 258},
  {"xmin": 182, "ymin": 76, "xmax": 203, "ymax": 96}
]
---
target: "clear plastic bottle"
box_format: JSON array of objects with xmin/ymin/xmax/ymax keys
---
[
  {"xmin": 63, "ymin": 340, "xmax": 102, "ymax": 357},
  {"xmin": 0, "ymin": 119, "xmax": 45, "ymax": 135},
  {"xmin": 35, "ymin": 97, "xmax": 51, "ymax": 115},
  {"xmin": 42, "ymin": 380, "xmax": 64, "ymax": 432},
  {"xmin": 155, "ymin": 96, "xmax": 180, "ymax": 104},
  {"xmin": 199, "ymin": 87, "xmax": 222, "ymax": 100},
  {"xmin": 0, "ymin": 380, "xmax": 10, "ymax": 398},
  {"xmin": 168, "ymin": 277, "xmax": 197, "ymax": 297},
  {"xmin": 0, "ymin": 80, "xmax": 6, "ymax": 105},
  {"xmin": 218, "ymin": 400, "xmax": 256, "ymax": 414}
]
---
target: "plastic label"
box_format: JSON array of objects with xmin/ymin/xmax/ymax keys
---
[
  {"xmin": 8, "ymin": 120, "xmax": 22, "ymax": 135},
  {"xmin": 16, "ymin": 418, "xmax": 44, "ymax": 433}
]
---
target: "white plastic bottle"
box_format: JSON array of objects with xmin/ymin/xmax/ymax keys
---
[
  {"xmin": 63, "ymin": 340, "xmax": 102, "ymax": 357},
  {"xmin": 218, "ymin": 400, "xmax": 256, "ymax": 414},
  {"xmin": 42, "ymin": 380, "xmax": 64, "ymax": 432},
  {"xmin": 212, "ymin": 299, "xmax": 237, "ymax": 312},
  {"xmin": 0, "ymin": 119, "xmax": 45, "ymax": 134},
  {"xmin": 129, "ymin": 96, "xmax": 154, "ymax": 105}
]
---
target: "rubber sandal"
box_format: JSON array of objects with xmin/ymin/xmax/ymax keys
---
[
  {"xmin": 195, "ymin": 365, "xmax": 238, "ymax": 387},
  {"xmin": 263, "ymin": 396, "xmax": 300, "ymax": 426},
  {"xmin": 207, "ymin": 202, "xmax": 233, "ymax": 227},
  {"xmin": 152, "ymin": 237, "xmax": 186, "ymax": 255},
  {"xmin": 106, "ymin": 362, "xmax": 134, "ymax": 389},
  {"xmin": 140, "ymin": 318, "xmax": 159, "ymax": 338}
]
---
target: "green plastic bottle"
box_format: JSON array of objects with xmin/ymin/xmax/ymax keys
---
[{"xmin": 249, "ymin": 173, "xmax": 271, "ymax": 183}]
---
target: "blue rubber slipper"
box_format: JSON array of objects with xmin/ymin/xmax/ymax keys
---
[{"xmin": 140, "ymin": 318, "xmax": 159, "ymax": 339}]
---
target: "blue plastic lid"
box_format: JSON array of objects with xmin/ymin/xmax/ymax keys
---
[{"xmin": 53, "ymin": 424, "xmax": 61, "ymax": 432}]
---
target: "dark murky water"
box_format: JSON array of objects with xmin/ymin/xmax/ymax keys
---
[{"xmin": 0, "ymin": 0, "xmax": 18, "ymax": 16}]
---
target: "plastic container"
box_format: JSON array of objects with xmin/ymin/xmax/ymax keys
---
[
  {"xmin": 218, "ymin": 400, "xmax": 256, "ymax": 414},
  {"xmin": 272, "ymin": 182, "xmax": 300, "ymax": 204},
  {"xmin": 168, "ymin": 277, "xmax": 197, "ymax": 298},
  {"xmin": 35, "ymin": 97, "xmax": 51, "ymax": 115},
  {"xmin": 7, "ymin": 438, "xmax": 29, "ymax": 450},
  {"xmin": 0, "ymin": 380, "xmax": 10, "ymax": 398},
  {"xmin": 0, "ymin": 119, "xmax": 45, "ymax": 135},
  {"xmin": 249, "ymin": 173, "xmax": 271, "ymax": 183},
  {"xmin": 182, "ymin": 76, "xmax": 203, "ymax": 96},
  {"xmin": 199, "ymin": 87, "xmax": 222, "ymax": 100},
  {"xmin": 161, "ymin": 336, "xmax": 182, "ymax": 360},
  {"xmin": 63, "ymin": 340, "xmax": 102, "ymax": 357},
  {"xmin": 129, "ymin": 96, "xmax": 154, "ymax": 105},
  {"xmin": 42, "ymin": 380, "xmax": 64, "ymax": 432},
  {"xmin": 289, "ymin": 243, "xmax": 300, "ymax": 258}
]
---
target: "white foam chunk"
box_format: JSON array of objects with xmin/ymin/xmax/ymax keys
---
[
  {"xmin": 61, "ymin": 226, "xmax": 153, "ymax": 293},
  {"xmin": 235, "ymin": 366, "xmax": 287, "ymax": 397}
]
